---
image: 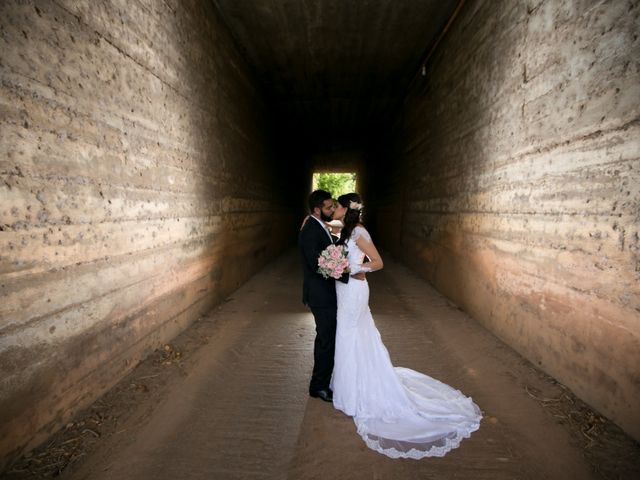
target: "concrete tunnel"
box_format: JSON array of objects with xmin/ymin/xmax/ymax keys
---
[{"xmin": 0, "ymin": 0, "xmax": 639, "ymax": 473}]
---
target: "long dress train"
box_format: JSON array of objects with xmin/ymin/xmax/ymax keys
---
[{"xmin": 330, "ymin": 226, "xmax": 482, "ymax": 459}]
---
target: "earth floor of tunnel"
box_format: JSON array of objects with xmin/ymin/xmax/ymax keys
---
[{"xmin": 8, "ymin": 250, "xmax": 640, "ymax": 480}]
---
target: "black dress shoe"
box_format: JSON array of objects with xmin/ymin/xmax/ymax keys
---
[{"xmin": 309, "ymin": 388, "xmax": 333, "ymax": 402}]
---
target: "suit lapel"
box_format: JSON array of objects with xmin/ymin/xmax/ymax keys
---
[{"xmin": 311, "ymin": 216, "xmax": 333, "ymax": 244}]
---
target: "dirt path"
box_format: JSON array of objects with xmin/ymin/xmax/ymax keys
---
[{"xmin": 5, "ymin": 251, "xmax": 639, "ymax": 479}]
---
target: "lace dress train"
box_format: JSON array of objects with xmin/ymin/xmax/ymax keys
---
[{"xmin": 330, "ymin": 226, "xmax": 481, "ymax": 459}]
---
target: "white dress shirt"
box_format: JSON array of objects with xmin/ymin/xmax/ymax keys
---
[{"xmin": 310, "ymin": 215, "xmax": 333, "ymax": 242}]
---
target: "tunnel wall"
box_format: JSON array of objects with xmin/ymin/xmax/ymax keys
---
[
  {"xmin": 0, "ymin": 0, "xmax": 291, "ymax": 466},
  {"xmin": 375, "ymin": 0, "xmax": 640, "ymax": 439}
]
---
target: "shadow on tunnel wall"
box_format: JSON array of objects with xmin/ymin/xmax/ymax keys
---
[
  {"xmin": 369, "ymin": 0, "xmax": 640, "ymax": 441},
  {"xmin": 0, "ymin": 0, "xmax": 295, "ymax": 469}
]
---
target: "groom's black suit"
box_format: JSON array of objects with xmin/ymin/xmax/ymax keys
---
[{"xmin": 299, "ymin": 216, "xmax": 346, "ymax": 393}]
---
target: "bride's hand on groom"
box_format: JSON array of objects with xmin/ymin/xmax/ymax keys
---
[{"xmin": 351, "ymin": 272, "xmax": 366, "ymax": 281}]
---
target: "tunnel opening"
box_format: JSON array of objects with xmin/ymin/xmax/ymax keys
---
[
  {"xmin": 311, "ymin": 172, "xmax": 358, "ymax": 197},
  {"xmin": 1, "ymin": 0, "xmax": 639, "ymax": 470}
]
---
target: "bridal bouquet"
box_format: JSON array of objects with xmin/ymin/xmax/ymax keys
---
[{"xmin": 317, "ymin": 244, "xmax": 350, "ymax": 279}]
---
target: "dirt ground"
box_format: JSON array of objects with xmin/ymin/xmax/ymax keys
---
[{"xmin": 3, "ymin": 251, "xmax": 639, "ymax": 480}]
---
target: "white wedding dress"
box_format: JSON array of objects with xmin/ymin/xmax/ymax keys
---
[{"xmin": 331, "ymin": 226, "xmax": 482, "ymax": 459}]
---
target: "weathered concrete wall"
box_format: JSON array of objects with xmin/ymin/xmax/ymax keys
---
[
  {"xmin": 0, "ymin": 0, "xmax": 291, "ymax": 467},
  {"xmin": 374, "ymin": 0, "xmax": 640, "ymax": 439}
]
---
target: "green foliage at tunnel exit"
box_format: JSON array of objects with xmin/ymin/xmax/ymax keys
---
[{"xmin": 312, "ymin": 172, "xmax": 357, "ymax": 198}]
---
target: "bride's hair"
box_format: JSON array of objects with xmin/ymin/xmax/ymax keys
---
[{"xmin": 337, "ymin": 193, "xmax": 363, "ymax": 245}]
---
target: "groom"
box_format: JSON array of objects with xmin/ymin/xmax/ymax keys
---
[{"xmin": 299, "ymin": 190, "xmax": 347, "ymax": 402}]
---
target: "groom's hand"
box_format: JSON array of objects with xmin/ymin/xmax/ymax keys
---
[{"xmin": 351, "ymin": 272, "xmax": 366, "ymax": 281}]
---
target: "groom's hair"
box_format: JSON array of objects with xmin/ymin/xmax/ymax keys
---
[{"xmin": 308, "ymin": 189, "xmax": 332, "ymax": 212}]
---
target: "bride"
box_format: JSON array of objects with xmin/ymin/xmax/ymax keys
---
[{"xmin": 330, "ymin": 193, "xmax": 482, "ymax": 459}]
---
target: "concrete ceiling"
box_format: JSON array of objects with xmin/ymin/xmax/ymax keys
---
[{"xmin": 213, "ymin": 0, "xmax": 459, "ymax": 151}]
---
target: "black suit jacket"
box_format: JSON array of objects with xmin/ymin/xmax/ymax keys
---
[{"xmin": 299, "ymin": 217, "xmax": 346, "ymax": 308}]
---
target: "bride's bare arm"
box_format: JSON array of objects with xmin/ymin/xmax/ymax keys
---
[{"xmin": 355, "ymin": 236, "xmax": 383, "ymax": 272}]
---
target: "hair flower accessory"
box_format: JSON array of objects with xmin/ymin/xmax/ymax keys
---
[{"xmin": 349, "ymin": 200, "xmax": 363, "ymax": 211}]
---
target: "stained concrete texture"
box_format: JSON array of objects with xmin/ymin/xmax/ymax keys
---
[
  {"xmin": 20, "ymin": 251, "xmax": 638, "ymax": 480},
  {"xmin": 0, "ymin": 0, "xmax": 292, "ymax": 464},
  {"xmin": 373, "ymin": 0, "xmax": 640, "ymax": 440}
]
